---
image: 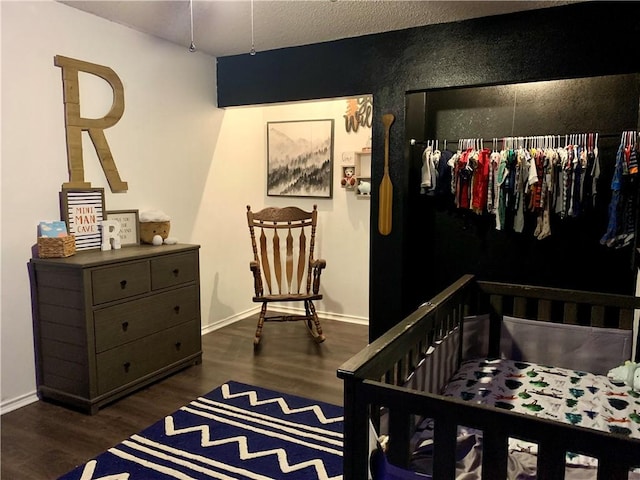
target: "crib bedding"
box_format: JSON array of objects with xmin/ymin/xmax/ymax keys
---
[
  {"xmin": 407, "ymin": 358, "xmax": 640, "ymax": 479},
  {"xmin": 444, "ymin": 358, "xmax": 640, "ymax": 441}
]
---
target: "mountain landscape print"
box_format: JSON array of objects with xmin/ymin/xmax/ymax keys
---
[{"xmin": 267, "ymin": 119, "xmax": 334, "ymax": 198}]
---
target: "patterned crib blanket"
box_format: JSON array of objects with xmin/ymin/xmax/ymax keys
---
[{"xmin": 442, "ymin": 358, "xmax": 640, "ymax": 467}]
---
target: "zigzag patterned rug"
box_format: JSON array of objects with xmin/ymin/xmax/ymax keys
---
[{"xmin": 57, "ymin": 381, "xmax": 344, "ymax": 480}]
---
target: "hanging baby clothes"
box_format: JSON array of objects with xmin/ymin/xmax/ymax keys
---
[
  {"xmin": 580, "ymin": 135, "xmax": 600, "ymax": 215},
  {"xmin": 471, "ymin": 148, "xmax": 491, "ymax": 214},
  {"xmin": 495, "ymin": 148, "xmax": 518, "ymax": 231},
  {"xmin": 436, "ymin": 149, "xmax": 454, "ymax": 197},
  {"xmin": 494, "ymin": 150, "xmax": 509, "ymax": 231},
  {"xmin": 554, "ymin": 146, "xmax": 568, "ymax": 217},
  {"xmin": 454, "ymin": 148, "xmax": 475, "ymax": 209},
  {"xmin": 601, "ymin": 132, "xmax": 638, "ymax": 248},
  {"xmin": 420, "ymin": 143, "xmax": 440, "ymax": 195},
  {"xmin": 572, "ymin": 144, "xmax": 585, "ymax": 217},
  {"xmin": 542, "ymin": 148, "xmax": 557, "ymax": 239},
  {"xmin": 448, "ymin": 150, "xmax": 460, "ymax": 197},
  {"xmin": 563, "ymin": 145, "xmax": 576, "ymax": 218},
  {"xmin": 622, "ymin": 142, "xmax": 639, "ymax": 241},
  {"xmin": 430, "ymin": 132, "xmax": 603, "ymax": 239},
  {"xmin": 513, "ymin": 147, "xmax": 531, "ymax": 234},
  {"xmin": 535, "ymin": 148, "xmax": 555, "ymax": 240},
  {"xmin": 529, "ymin": 148, "xmax": 547, "ymax": 237},
  {"xmin": 487, "ymin": 149, "xmax": 501, "ymax": 216}
]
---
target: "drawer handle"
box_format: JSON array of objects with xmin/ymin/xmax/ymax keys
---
[
  {"xmin": 172, "ymin": 268, "xmax": 180, "ymax": 277},
  {"xmin": 122, "ymin": 321, "xmax": 129, "ymax": 332},
  {"xmin": 173, "ymin": 305, "xmax": 181, "ymax": 314},
  {"xmin": 175, "ymin": 341, "xmax": 182, "ymax": 351},
  {"xmin": 120, "ymin": 280, "xmax": 128, "ymax": 289},
  {"xmin": 123, "ymin": 361, "xmax": 131, "ymax": 373}
]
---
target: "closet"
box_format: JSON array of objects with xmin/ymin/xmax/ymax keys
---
[{"xmin": 405, "ymin": 74, "xmax": 640, "ymax": 306}]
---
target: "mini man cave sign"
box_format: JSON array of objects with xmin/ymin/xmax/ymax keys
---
[
  {"xmin": 60, "ymin": 187, "xmax": 106, "ymax": 251},
  {"xmin": 54, "ymin": 55, "xmax": 128, "ymax": 193}
]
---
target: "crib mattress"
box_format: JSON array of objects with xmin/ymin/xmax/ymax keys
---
[
  {"xmin": 409, "ymin": 358, "xmax": 640, "ymax": 478},
  {"xmin": 444, "ymin": 358, "xmax": 640, "ymax": 440}
]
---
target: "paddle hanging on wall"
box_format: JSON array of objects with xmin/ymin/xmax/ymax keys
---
[{"xmin": 378, "ymin": 113, "xmax": 395, "ymax": 235}]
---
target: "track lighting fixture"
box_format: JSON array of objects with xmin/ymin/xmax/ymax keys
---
[
  {"xmin": 188, "ymin": 0, "xmax": 196, "ymax": 52},
  {"xmin": 250, "ymin": 0, "xmax": 256, "ymax": 55}
]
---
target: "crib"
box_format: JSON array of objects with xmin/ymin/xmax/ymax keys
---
[{"xmin": 338, "ymin": 274, "xmax": 640, "ymax": 479}]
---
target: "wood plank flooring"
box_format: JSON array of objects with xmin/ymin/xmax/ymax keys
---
[{"xmin": 1, "ymin": 316, "xmax": 368, "ymax": 480}]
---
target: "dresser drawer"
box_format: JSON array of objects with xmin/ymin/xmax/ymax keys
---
[
  {"xmin": 96, "ymin": 320, "xmax": 201, "ymax": 394},
  {"xmin": 92, "ymin": 261, "xmax": 150, "ymax": 304},
  {"xmin": 94, "ymin": 285, "xmax": 199, "ymax": 353},
  {"xmin": 151, "ymin": 252, "xmax": 198, "ymax": 290}
]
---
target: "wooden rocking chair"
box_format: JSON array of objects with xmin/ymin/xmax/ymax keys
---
[{"xmin": 246, "ymin": 204, "xmax": 327, "ymax": 346}]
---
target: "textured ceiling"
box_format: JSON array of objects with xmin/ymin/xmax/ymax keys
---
[{"xmin": 59, "ymin": 0, "xmax": 582, "ymax": 58}]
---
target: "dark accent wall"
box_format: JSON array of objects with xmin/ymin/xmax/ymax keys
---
[{"xmin": 217, "ymin": 2, "xmax": 640, "ymax": 341}]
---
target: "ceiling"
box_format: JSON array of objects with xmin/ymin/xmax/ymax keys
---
[{"xmin": 59, "ymin": 0, "xmax": 582, "ymax": 58}]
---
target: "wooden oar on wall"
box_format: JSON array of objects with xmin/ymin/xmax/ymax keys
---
[{"xmin": 378, "ymin": 113, "xmax": 395, "ymax": 235}]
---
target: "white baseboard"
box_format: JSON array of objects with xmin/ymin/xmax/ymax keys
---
[
  {"xmin": 1, "ymin": 308, "xmax": 368, "ymax": 415},
  {"xmin": 201, "ymin": 307, "xmax": 261, "ymax": 334},
  {"xmin": 1, "ymin": 390, "xmax": 39, "ymax": 415},
  {"xmin": 202, "ymin": 306, "xmax": 369, "ymax": 333}
]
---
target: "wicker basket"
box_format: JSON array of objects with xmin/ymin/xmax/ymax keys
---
[{"xmin": 38, "ymin": 235, "xmax": 76, "ymax": 258}]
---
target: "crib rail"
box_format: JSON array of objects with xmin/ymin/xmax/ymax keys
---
[
  {"xmin": 338, "ymin": 274, "xmax": 477, "ymax": 479},
  {"xmin": 339, "ymin": 274, "xmax": 475, "ymax": 381},
  {"xmin": 361, "ymin": 380, "xmax": 640, "ymax": 480},
  {"xmin": 477, "ymin": 280, "xmax": 639, "ymax": 327},
  {"xmin": 338, "ymin": 274, "xmax": 640, "ymax": 480}
]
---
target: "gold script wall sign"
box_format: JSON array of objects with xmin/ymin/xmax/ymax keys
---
[
  {"xmin": 344, "ymin": 95, "xmax": 372, "ymax": 133},
  {"xmin": 54, "ymin": 55, "xmax": 128, "ymax": 193}
]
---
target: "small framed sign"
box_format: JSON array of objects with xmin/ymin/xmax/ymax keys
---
[
  {"xmin": 105, "ymin": 210, "xmax": 140, "ymax": 247},
  {"xmin": 60, "ymin": 187, "xmax": 105, "ymax": 251}
]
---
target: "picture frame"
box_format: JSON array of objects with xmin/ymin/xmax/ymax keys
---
[
  {"xmin": 267, "ymin": 119, "xmax": 334, "ymax": 198},
  {"xmin": 60, "ymin": 187, "xmax": 105, "ymax": 251},
  {"xmin": 105, "ymin": 210, "xmax": 140, "ymax": 246}
]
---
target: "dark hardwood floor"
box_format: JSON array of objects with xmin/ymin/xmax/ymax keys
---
[{"xmin": 1, "ymin": 316, "xmax": 368, "ymax": 480}]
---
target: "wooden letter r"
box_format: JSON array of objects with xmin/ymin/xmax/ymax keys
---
[{"xmin": 55, "ymin": 55, "xmax": 128, "ymax": 192}]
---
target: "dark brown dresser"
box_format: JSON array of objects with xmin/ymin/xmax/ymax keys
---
[{"xmin": 29, "ymin": 243, "xmax": 202, "ymax": 414}]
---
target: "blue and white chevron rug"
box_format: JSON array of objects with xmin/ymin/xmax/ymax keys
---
[{"xmin": 57, "ymin": 381, "xmax": 344, "ymax": 480}]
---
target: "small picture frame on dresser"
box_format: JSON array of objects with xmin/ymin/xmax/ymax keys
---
[
  {"xmin": 105, "ymin": 210, "xmax": 140, "ymax": 246},
  {"xmin": 60, "ymin": 187, "xmax": 105, "ymax": 251}
]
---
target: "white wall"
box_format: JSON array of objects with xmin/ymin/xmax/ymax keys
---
[
  {"xmin": 195, "ymin": 101, "xmax": 371, "ymax": 331},
  {"xmin": 1, "ymin": 1, "xmax": 369, "ymax": 413}
]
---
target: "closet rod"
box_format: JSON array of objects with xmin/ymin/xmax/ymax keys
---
[{"xmin": 409, "ymin": 132, "xmax": 630, "ymax": 147}]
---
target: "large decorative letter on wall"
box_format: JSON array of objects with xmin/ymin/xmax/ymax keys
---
[{"xmin": 54, "ymin": 55, "xmax": 128, "ymax": 193}]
